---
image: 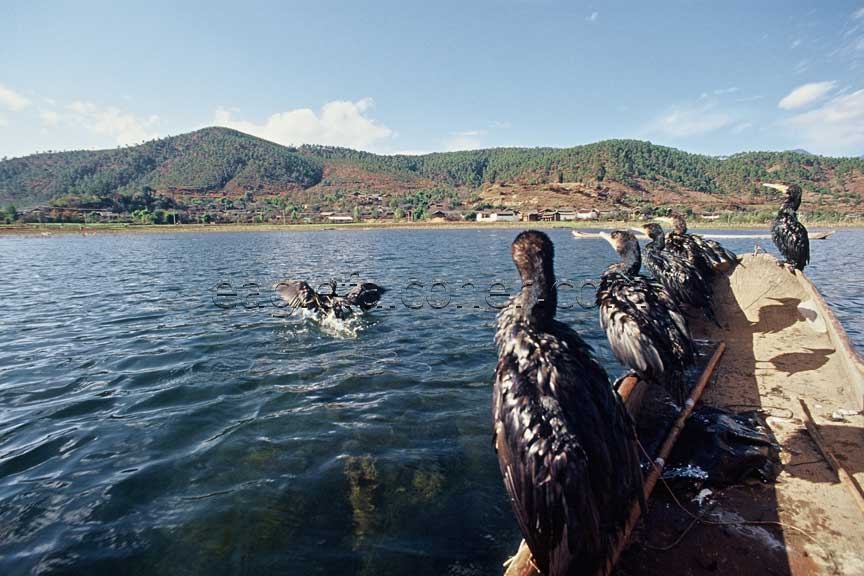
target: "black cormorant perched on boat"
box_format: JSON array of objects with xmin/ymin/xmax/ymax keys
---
[
  {"xmin": 493, "ymin": 230, "xmax": 643, "ymax": 576},
  {"xmin": 657, "ymin": 213, "xmax": 738, "ymax": 275},
  {"xmin": 597, "ymin": 230, "xmax": 695, "ymax": 404},
  {"xmin": 638, "ymin": 223, "xmax": 719, "ymax": 327},
  {"xmin": 765, "ymin": 183, "xmax": 810, "ymax": 271}
]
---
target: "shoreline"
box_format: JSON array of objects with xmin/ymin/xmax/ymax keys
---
[{"xmin": 1, "ymin": 219, "xmax": 862, "ymax": 236}]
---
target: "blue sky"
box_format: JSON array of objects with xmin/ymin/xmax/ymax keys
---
[{"xmin": 1, "ymin": 1, "xmax": 863, "ymax": 158}]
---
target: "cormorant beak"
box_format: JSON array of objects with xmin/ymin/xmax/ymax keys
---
[
  {"xmin": 629, "ymin": 226, "xmax": 649, "ymax": 237},
  {"xmin": 762, "ymin": 183, "xmax": 789, "ymax": 193},
  {"xmin": 598, "ymin": 231, "xmax": 613, "ymax": 245}
]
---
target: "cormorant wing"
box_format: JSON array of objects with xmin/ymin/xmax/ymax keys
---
[
  {"xmin": 344, "ymin": 282, "xmax": 385, "ymax": 310},
  {"xmin": 272, "ymin": 280, "xmax": 319, "ymax": 310},
  {"xmin": 772, "ymin": 214, "xmax": 810, "ymax": 270},
  {"xmin": 493, "ymin": 355, "xmax": 600, "ymax": 575},
  {"xmin": 692, "ymin": 235, "xmax": 737, "ymax": 267},
  {"xmin": 598, "ymin": 277, "xmax": 667, "ymax": 377}
]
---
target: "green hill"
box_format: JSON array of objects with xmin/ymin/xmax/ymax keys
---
[
  {"xmin": 0, "ymin": 127, "xmax": 323, "ymax": 208},
  {"xmin": 297, "ymin": 140, "xmax": 864, "ymax": 201},
  {"xmin": 1, "ymin": 128, "xmax": 863, "ymax": 220}
]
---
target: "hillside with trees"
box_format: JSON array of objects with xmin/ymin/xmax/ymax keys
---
[
  {"xmin": 1, "ymin": 127, "xmax": 863, "ymax": 225},
  {"xmin": 0, "ymin": 127, "xmax": 323, "ymax": 209}
]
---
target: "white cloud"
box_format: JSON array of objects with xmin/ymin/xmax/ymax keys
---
[
  {"xmin": 853, "ymin": 7, "xmax": 864, "ymax": 19},
  {"xmin": 0, "ymin": 84, "xmax": 31, "ymax": 111},
  {"xmin": 489, "ymin": 119, "xmax": 511, "ymax": 129},
  {"xmin": 39, "ymin": 109, "xmax": 60, "ymax": 127},
  {"xmin": 784, "ymin": 88, "xmax": 864, "ymax": 155},
  {"xmin": 63, "ymin": 101, "xmax": 160, "ymax": 145},
  {"xmin": 735, "ymin": 94, "xmax": 765, "ymax": 103},
  {"xmin": 587, "ymin": 11, "xmax": 599, "ymax": 22},
  {"xmin": 443, "ymin": 130, "xmax": 483, "ymax": 151},
  {"xmin": 713, "ymin": 87, "xmax": 739, "ymax": 96},
  {"xmin": 0, "ymin": 113, "xmax": 7, "ymax": 127},
  {"xmin": 649, "ymin": 99, "xmax": 734, "ymax": 138},
  {"xmin": 778, "ymin": 81, "xmax": 836, "ymax": 110},
  {"xmin": 731, "ymin": 122, "xmax": 753, "ymax": 134},
  {"xmin": 791, "ymin": 38, "xmax": 802, "ymax": 49},
  {"xmin": 213, "ymin": 98, "xmax": 394, "ymax": 151}
]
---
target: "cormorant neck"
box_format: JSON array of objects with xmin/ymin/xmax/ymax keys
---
[
  {"xmin": 782, "ymin": 196, "xmax": 801, "ymax": 212},
  {"xmin": 516, "ymin": 260, "xmax": 557, "ymax": 324},
  {"xmin": 647, "ymin": 233, "xmax": 665, "ymax": 250},
  {"xmin": 606, "ymin": 243, "xmax": 641, "ymax": 276}
]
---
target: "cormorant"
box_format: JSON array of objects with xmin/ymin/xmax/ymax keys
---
[
  {"xmin": 344, "ymin": 282, "xmax": 388, "ymax": 310},
  {"xmin": 765, "ymin": 183, "xmax": 810, "ymax": 271},
  {"xmin": 272, "ymin": 279, "xmax": 318, "ymax": 310},
  {"xmin": 272, "ymin": 279, "xmax": 366, "ymax": 319},
  {"xmin": 493, "ymin": 230, "xmax": 643, "ymax": 576},
  {"xmin": 598, "ymin": 230, "xmax": 695, "ymax": 404},
  {"xmin": 637, "ymin": 223, "xmax": 719, "ymax": 326},
  {"xmin": 657, "ymin": 213, "xmax": 738, "ymax": 275}
]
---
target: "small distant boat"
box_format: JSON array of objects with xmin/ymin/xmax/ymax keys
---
[
  {"xmin": 701, "ymin": 230, "xmax": 835, "ymax": 241},
  {"xmin": 571, "ymin": 229, "xmax": 835, "ymax": 240}
]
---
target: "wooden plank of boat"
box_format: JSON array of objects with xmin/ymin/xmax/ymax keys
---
[{"xmin": 624, "ymin": 253, "xmax": 863, "ymax": 575}]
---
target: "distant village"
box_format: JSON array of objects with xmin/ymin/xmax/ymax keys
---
[{"xmin": 10, "ymin": 188, "xmax": 726, "ymax": 226}]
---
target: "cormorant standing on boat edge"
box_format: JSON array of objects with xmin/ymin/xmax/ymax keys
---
[
  {"xmin": 597, "ymin": 230, "xmax": 695, "ymax": 404},
  {"xmin": 657, "ymin": 213, "xmax": 738, "ymax": 276},
  {"xmin": 493, "ymin": 230, "xmax": 643, "ymax": 576},
  {"xmin": 765, "ymin": 183, "xmax": 810, "ymax": 271},
  {"xmin": 638, "ymin": 223, "xmax": 720, "ymax": 327}
]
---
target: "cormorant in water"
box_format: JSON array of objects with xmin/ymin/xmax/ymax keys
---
[
  {"xmin": 598, "ymin": 230, "xmax": 695, "ymax": 404},
  {"xmin": 493, "ymin": 230, "xmax": 643, "ymax": 576},
  {"xmin": 765, "ymin": 183, "xmax": 810, "ymax": 271},
  {"xmin": 638, "ymin": 223, "xmax": 719, "ymax": 327},
  {"xmin": 657, "ymin": 213, "xmax": 738, "ymax": 276},
  {"xmin": 344, "ymin": 281, "xmax": 388, "ymax": 310},
  {"xmin": 272, "ymin": 279, "xmax": 319, "ymax": 310},
  {"xmin": 272, "ymin": 279, "xmax": 385, "ymax": 319}
]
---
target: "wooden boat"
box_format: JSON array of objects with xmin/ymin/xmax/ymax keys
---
[
  {"xmin": 571, "ymin": 229, "xmax": 836, "ymax": 240},
  {"xmin": 504, "ymin": 253, "xmax": 864, "ymax": 575}
]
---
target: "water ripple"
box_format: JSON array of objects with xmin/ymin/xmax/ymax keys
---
[{"xmin": 0, "ymin": 228, "xmax": 860, "ymax": 575}]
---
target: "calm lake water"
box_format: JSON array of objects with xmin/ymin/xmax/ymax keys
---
[{"xmin": 1, "ymin": 228, "xmax": 861, "ymax": 576}]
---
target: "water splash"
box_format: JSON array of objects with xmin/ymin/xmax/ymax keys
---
[{"xmin": 273, "ymin": 307, "xmax": 366, "ymax": 339}]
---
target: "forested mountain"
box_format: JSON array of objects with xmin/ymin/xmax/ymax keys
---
[
  {"xmin": 1, "ymin": 127, "xmax": 863, "ymax": 218},
  {"xmin": 298, "ymin": 140, "xmax": 863, "ymax": 200},
  {"xmin": 0, "ymin": 128, "xmax": 323, "ymax": 208}
]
